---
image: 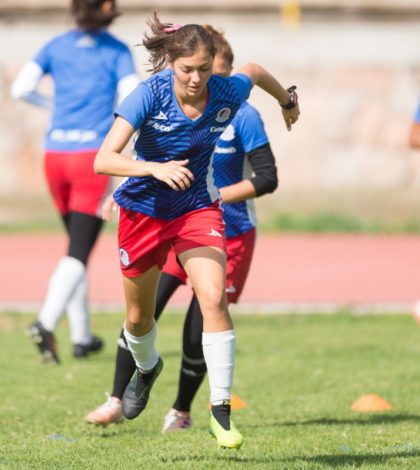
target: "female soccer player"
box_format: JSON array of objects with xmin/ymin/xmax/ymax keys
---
[
  {"xmin": 11, "ymin": 0, "xmax": 138, "ymax": 363},
  {"xmin": 86, "ymin": 24, "xmax": 280, "ymax": 434},
  {"xmin": 93, "ymin": 12, "xmax": 299, "ymax": 449}
]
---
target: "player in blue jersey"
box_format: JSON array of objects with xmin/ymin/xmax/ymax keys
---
[
  {"xmin": 85, "ymin": 24, "xmax": 278, "ymax": 432},
  {"xmin": 410, "ymin": 101, "xmax": 420, "ymax": 149},
  {"xmin": 11, "ymin": 0, "xmax": 138, "ymax": 363},
  {"xmin": 94, "ymin": 12, "xmax": 299, "ymax": 449}
]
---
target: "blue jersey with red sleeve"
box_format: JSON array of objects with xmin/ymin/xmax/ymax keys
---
[
  {"xmin": 214, "ymin": 102, "xmax": 269, "ymax": 238},
  {"xmin": 113, "ymin": 69, "xmax": 252, "ymax": 220},
  {"xmin": 34, "ymin": 29, "xmax": 136, "ymax": 151}
]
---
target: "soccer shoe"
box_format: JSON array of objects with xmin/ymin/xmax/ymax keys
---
[
  {"xmin": 85, "ymin": 394, "xmax": 124, "ymax": 426},
  {"xmin": 73, "ymin": 335, "xmax": 104, "ymax": 358},
  {"xmin": 209, "ymin": 404, "xmax": 243, "ymax": 449},
  {"xmin": 122, "ymin": 356, "xmax": 163, "ymax": 420},
  {"xmin": 26, "ymin": 321, "xmax": 60, "ymax": 364},
  {"xmin": 161, "ymin": 408, "xmax": 192, "ymax": 432}
]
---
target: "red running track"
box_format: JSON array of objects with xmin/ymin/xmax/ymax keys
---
[{"xmin": 1, "ymin": 233, "xmax": 420, "ymax": 312}]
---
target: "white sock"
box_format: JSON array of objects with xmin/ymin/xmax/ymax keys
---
[
  {"xmin": 202, "ymin": 329, "xmax": 236, "ymax": 405},
  {"xmin": 67, "ymin": 271, "xmax": 92, "ymax": 345},
  {"xmin": 123, "ymin": 321, "xmax": 159, "ymax": 372},
  {"xmin": 39, "ymin": 256, "xmax": 85, "ymax": 332}
]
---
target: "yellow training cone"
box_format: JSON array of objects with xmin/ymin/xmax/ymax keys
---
[{"xmin": 351, "ymin": 394, "xmax": 392, "ymax": 412}]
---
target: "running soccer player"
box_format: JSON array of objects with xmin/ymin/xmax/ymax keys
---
[
  {"xmin": 93, "ymin": 12, "xmax": 299, "ymax": 449},
  {"xmin": 410, "ymin": 100, "xmax": 420, "ymax": 149},
  {"xmin": 11, "ymin": 0, "xmax": 138, "ymax": 363},
  {"xmin": 85, "ymin": 24, "xmax": 280, "ymax": 434}
]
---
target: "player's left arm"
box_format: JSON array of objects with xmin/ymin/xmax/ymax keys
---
[
  {"xmin": 116, "ymin": 45, "xmax": 140, "ymax": 104},
  {"xmin": 219, "ymin": 107, "xmax": 278, "ymax": 204},
  {"xmin": 219, "ymin": 145, "xmax": 278, "ymax": 203},
  {"xmin": 238, "ymin": 63, "xmax": 300, "ymax": 131}
]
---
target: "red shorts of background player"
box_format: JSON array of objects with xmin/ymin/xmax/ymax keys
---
[
  {"xmin": 225, "ymin": 227, "xmax": 256, "ymax": 303},
  {"xmin": 118, "ymin": 203, "xmax": 226, "ymax": 277},
  {"xmin": 44, "ymin": 151, "xmax": 111, "ymax": 217},
  {"xmin": 161, "ymin": 226, "xmax": 256, "ymax": 304}
]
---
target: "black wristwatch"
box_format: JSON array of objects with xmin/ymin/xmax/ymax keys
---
[{"xmin": 280, "ymin": 86, "xmax": 298, "ymax": 110}]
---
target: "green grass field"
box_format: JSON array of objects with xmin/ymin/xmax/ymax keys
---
[{"xmin": 2, "ymin": 312, "xmax": 420, "ymax": 469}]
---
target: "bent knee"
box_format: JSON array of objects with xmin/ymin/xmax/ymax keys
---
[{"xmin": 197, "ymin": 285, "xmax": 227, "ymax": 312}]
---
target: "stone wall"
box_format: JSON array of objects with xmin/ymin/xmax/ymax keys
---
[{"xmin": 1, "ymin": 12, "xmax": 420, "ymax": 224}]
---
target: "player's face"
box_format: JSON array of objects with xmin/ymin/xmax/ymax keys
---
[
  {"xmin": 212, "ymin": 54, "xmax": 232, "ymax": 78},
  {"xmin": 172, "ymin": 44, "xmax": 213, "ymax": 98}
]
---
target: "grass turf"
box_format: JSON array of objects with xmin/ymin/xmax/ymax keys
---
[{"xmin": 2, "ymin": 312, "xmax": 420, "ymax": 469}]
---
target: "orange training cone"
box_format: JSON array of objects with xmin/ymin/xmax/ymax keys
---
[
  {"xmin": 351, "ymin": 394, "xmax": 392, "ymax": 412},
  {"xmin": 231, "ymin": 393, "xmax": 247, "ymax": 410},
  {"xmin": 207, "ymin": 393, "xmax": 248, "ymax": 410}
]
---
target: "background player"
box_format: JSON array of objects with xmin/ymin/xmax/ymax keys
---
[
  {"xmin": 85, "ymin": 24, "xmax": 279, "ymax": 434},
  {"xmin": 11, "ymin": 0, "xmax": 138, "ymax": 363},
  {"xmin": 93, "ymin": 12, "xmax": 299, "ymax": 448}
]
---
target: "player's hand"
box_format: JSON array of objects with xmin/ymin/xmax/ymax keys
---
[
  {"xmin": 102, "ymin": 194, "xmax": 118, "ymax": 221},
  {"xmin": 150, "ymin": 159, "xmax": 194, "ymax": 190},
  {"xmin": 282, "ymin": 104, "xmax": 300, "ymax": 131}
]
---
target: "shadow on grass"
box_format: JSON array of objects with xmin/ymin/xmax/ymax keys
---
[
  {"xmin": 280, "ymin": 449, "xmax": 420, "ymax": 468},
  {"xmin": 280, "ymin": 414, "xmax": 420, "ymax": 427},
  {"xmin": 162, "ymin": 449, "xmax": 420, "ymax": 467}
]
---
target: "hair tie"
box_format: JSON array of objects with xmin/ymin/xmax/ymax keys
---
[{"xmin": 163, "ymin": 23, "xmax": 183, "ymax": 33}]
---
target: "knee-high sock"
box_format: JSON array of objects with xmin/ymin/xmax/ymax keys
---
[
  {"xmin": 202, "ymin": 329, "xmax": 236, "ymax": 405},
  {"xmin": 39, "ymin": 256, "xmax": 85, "ymax": 332},
  {"xmin": 112, "ymin": 328, "xmax": 137, "ymax": 399},
  {"xmin": 66, "ymin": 271, "xmax": 91, "ymax": 345},
  {"xmin": 123, "ymin": 321, "xmax": 159, "ymax": 373}
]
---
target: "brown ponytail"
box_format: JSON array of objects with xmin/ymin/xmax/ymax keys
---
[
  {"xmin": 143, "ymin": 11, "xmax": 216, "ymax": 73},
  {"xmin": 71, "ymin": 0, "xmax": 120, "ymax": 31},
  {"xmin": 202, "ymin": 24, "xmax": 234, "ymax": 67}
]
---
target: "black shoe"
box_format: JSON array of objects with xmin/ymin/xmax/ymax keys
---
[
  {"xmin": 122, "ymin": 356, "xmax": 163, "ymax": 420},
  {"xmin": 73, "ymin": 335, "xmax": 104, "ymax": 358},
  {"xmin": 26, "ymin": 321, "xmax": 60, "ymax": 364}
]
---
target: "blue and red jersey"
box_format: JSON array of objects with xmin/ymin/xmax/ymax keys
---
[
  {"xmin": 113, "ymin": 69, "xmax": 252, "ymax": 220},
  {"xmin": 34, "ymin": 29, "xmax": 136, "ymax": 151}
]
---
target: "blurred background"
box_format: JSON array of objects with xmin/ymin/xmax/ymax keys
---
[{"xmin": 1, "ymin": 0, "xmax": 420, "ymax": 233}]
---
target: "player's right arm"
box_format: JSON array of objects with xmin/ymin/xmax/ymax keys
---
[
  {"xmin": 11, "ymin": 61, "xmax": 52, "ymax": 110},
  {"xmin": 94, "ymin": 117, "xmax": 194, "ymax": 190}
]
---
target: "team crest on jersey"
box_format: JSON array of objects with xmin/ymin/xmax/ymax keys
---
[
  {"xmin": 119, "ymin": 248, "xmax": 130, "ymax": 266},
  {"xmin": 216, "ymin": 107, "xmax": 231, "ymax": 123}
]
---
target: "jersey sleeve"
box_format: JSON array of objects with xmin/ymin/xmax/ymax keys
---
[
  {"xmin": 33, "ymin": 41, "xmax": 52, "ymax": 74},
  {"xmin": 116, "ymin": 45, "xmax": 137, "ymax": 81},
  {"xmin": 228, "ymin": 73, "xmax": 252, "ymax": 103},
  {"xmin": 236, "ymin": 105, "xmax": 269, "ymax": 153},
  {"xmin": 114, "ymin": 82, "xmax": 153, "ymax": 130}
]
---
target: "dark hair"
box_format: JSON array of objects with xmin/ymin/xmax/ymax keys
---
[
  {"xmin": 202, "ymin": 25, "xmax": 234, "ymax": 67},
  {"xmin": 71, "ymin": 0, "xmax": 120, "ymax": 31},
  {"xmin": 143, "ymin": 11, "xmax": 216, "ymax": 73}
]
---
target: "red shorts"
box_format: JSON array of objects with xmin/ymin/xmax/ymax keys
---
[
  {"xmin": 118, "ymin": 203, "xmax": 226, "ymax": 277},
  {"xmin": 44, "ymin": 151, "xmax": 111, "ymax": 217},
  {"xmin": 162, "ymin": 226, "xmax": 256, "ymax": 303}
]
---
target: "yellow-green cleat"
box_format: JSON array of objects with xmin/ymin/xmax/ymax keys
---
[{"xmin": 209, "ymin": 412, "xmax": 244, "ymax": 449}]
